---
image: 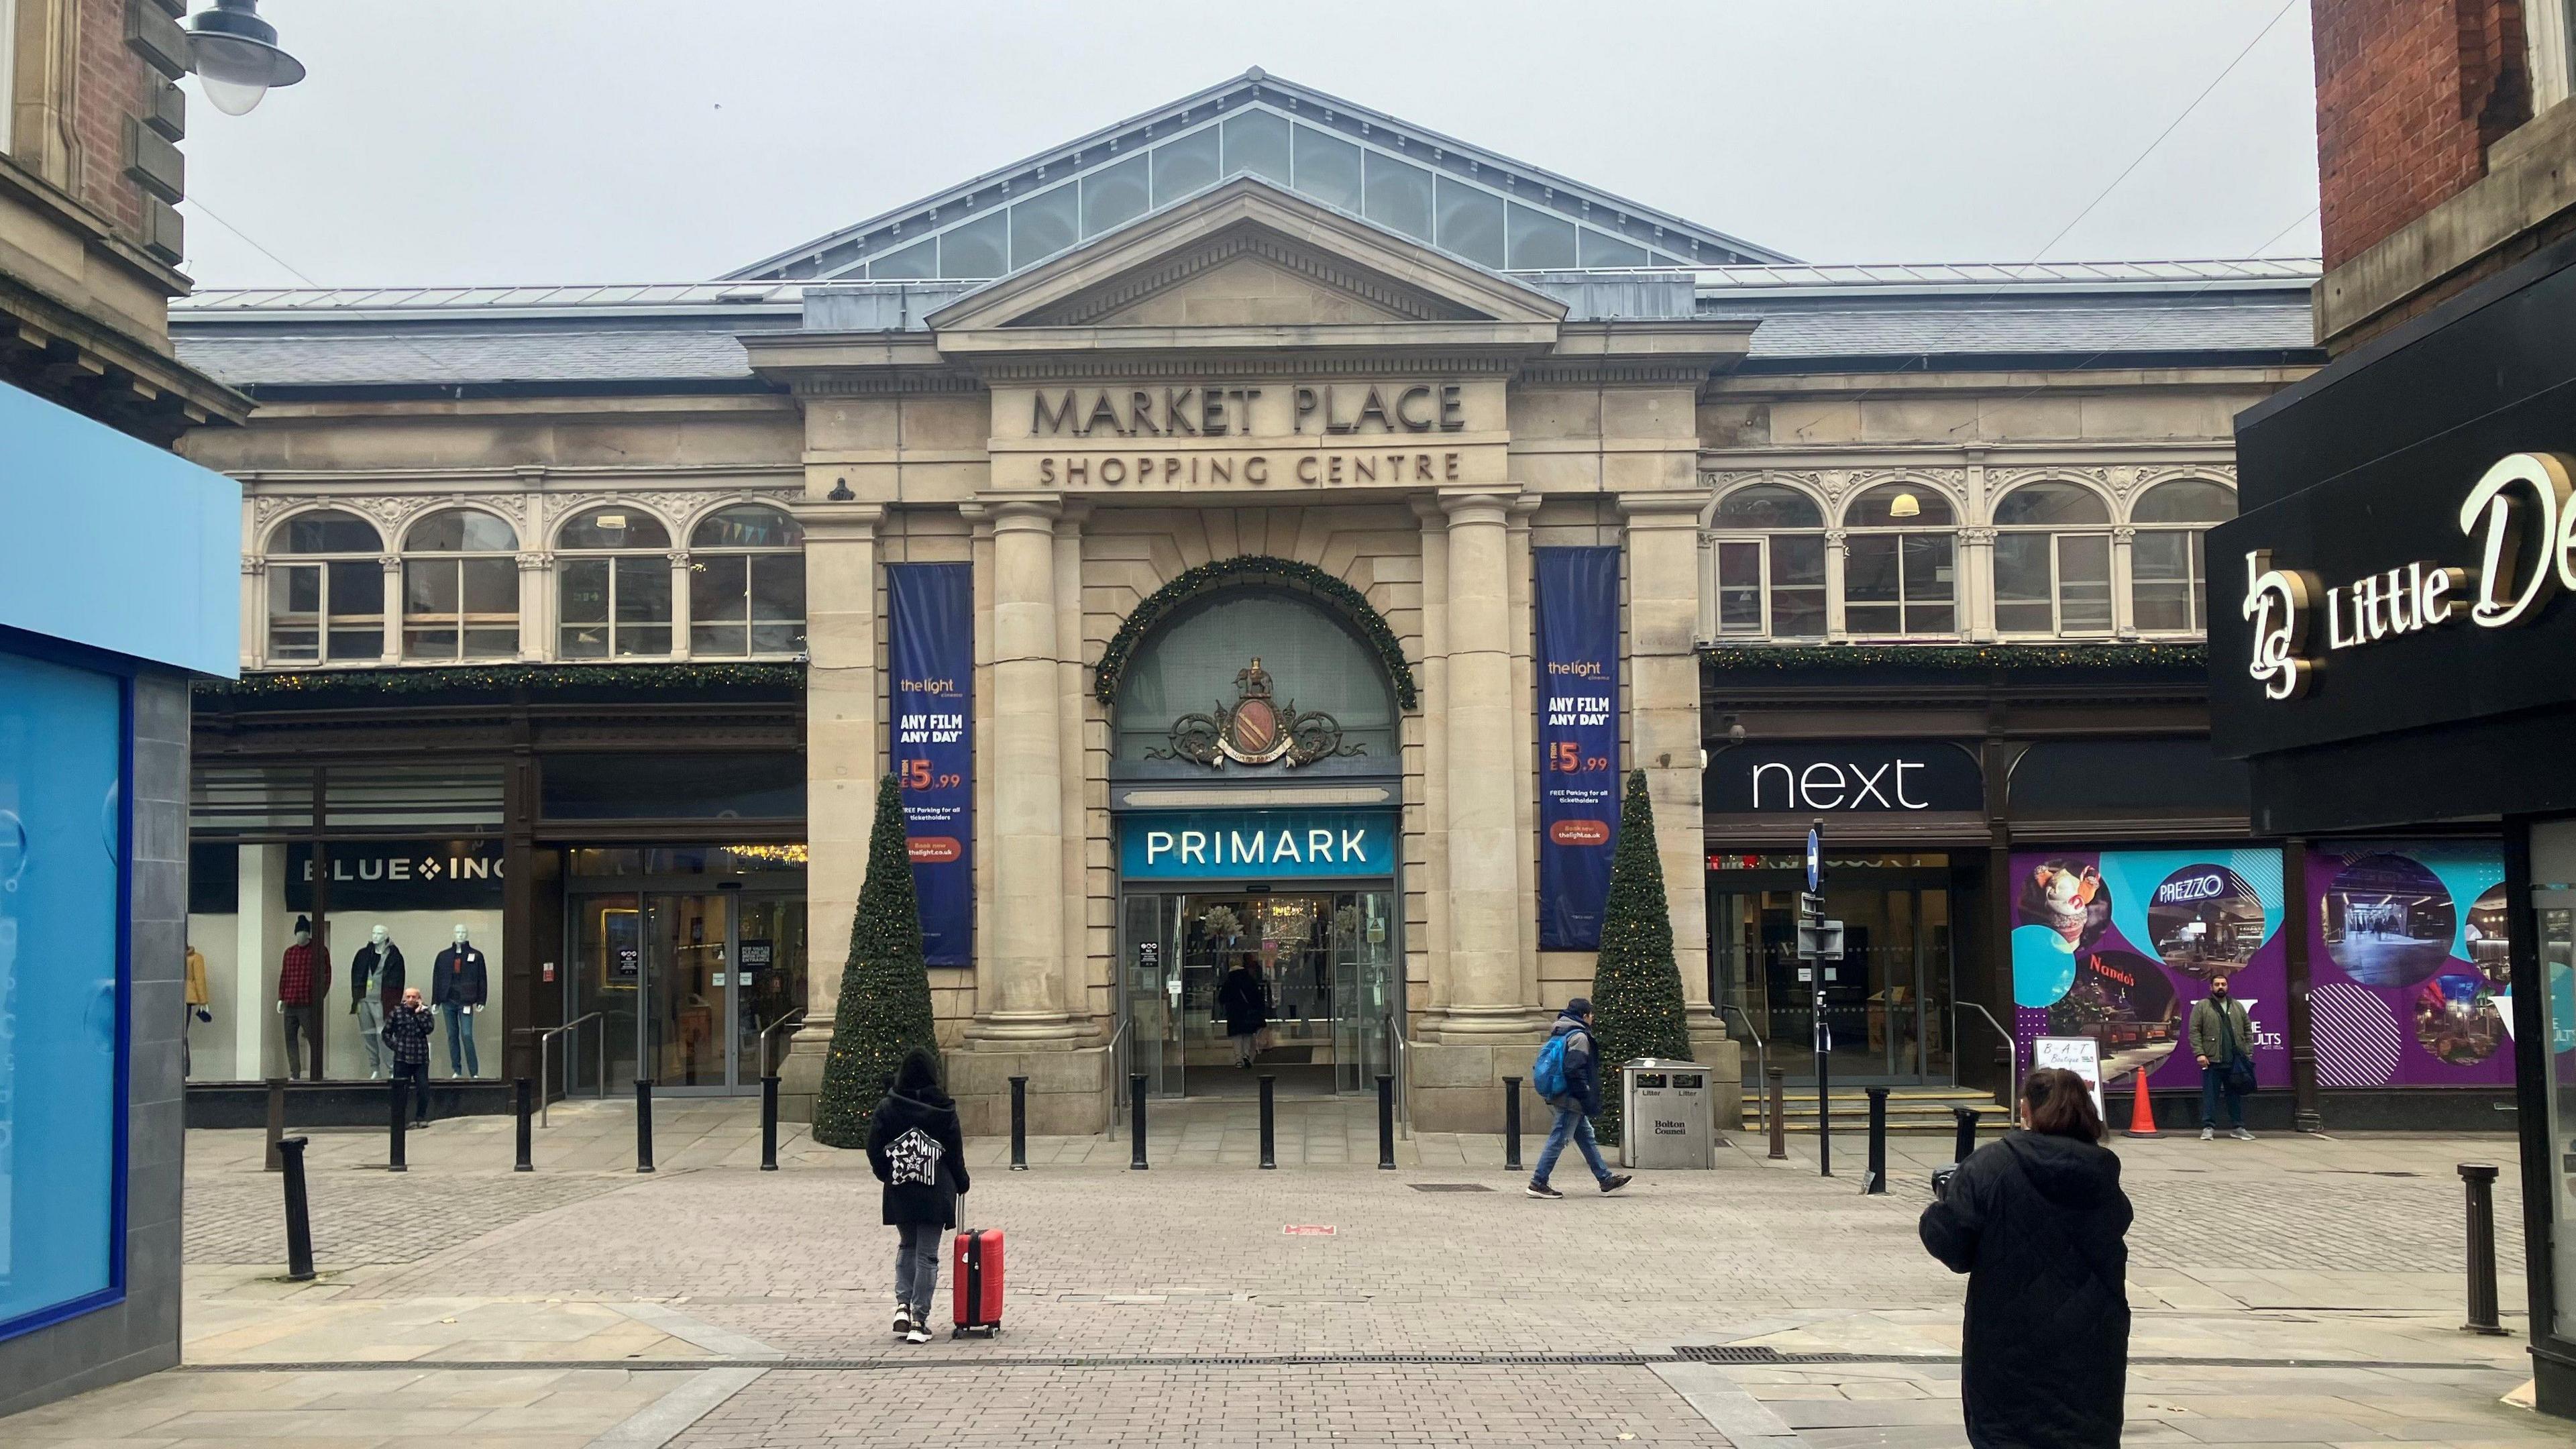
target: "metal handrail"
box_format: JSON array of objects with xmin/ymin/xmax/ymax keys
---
[
  {"xmin": 1949, "ymin": 1001, "xmax": 2017, "ymax": 1109},
  {"xmin": 754, "ymin": 1010, "xmax": 806, "ymax": 1079},
  {"xmin": 1381, "ymin": 1011, "xmax": 1409, "ymax": 1139},
  {"xmin": 1103, "ymin": 1016, "xmax": 1132, "ymax": 1142},
  {"xmin": 1721, "ymin": 1003, "xmax": 1769, "ymax": 1134},
  {"xmin": 536, "ymin": 1012, "xmax": 603, "ymax": 1126}
]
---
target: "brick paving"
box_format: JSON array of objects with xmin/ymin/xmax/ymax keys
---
[{"xmin": 185, "ymin": 1170, "xmax": 629, "ymax": 1266}]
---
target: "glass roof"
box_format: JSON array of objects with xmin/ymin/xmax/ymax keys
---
[{"xmin": 728, "ymin": 73, "xmax": 1788, "ymax": 285}]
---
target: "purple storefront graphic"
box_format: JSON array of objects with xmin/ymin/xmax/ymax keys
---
[
  {"xmin": 2008, "ymin": 849, "xmax": 2289, "ymax": 1091},
  {"xmin": 2306, "ymin": 841, "xmax": 2508, "ymax": 1087}
]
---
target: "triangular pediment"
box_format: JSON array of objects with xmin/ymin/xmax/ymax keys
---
[{"xmin": 925, "ymin": 177, "xmax": 1567, "ymax": 336}]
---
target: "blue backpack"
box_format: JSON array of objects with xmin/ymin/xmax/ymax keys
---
[{"xmin": 1532, "ymin": 1032, "xmax": 1572, "ymax": 1099}]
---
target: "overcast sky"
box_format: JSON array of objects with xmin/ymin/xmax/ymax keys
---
[{"xmin": 176, "ymin": 0, "xmax": 2322, "ymax": 289}]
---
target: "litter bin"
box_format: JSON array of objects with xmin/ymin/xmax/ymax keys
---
[{"xmin": 1620, "ymin": 1059, "xmax": 1715, "ymax": 1169}]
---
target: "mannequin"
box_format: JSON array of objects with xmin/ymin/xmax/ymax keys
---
[
  {"xmin": 431, "ymin": 922, "xmax": 487, "ymax": 1079},
  {"xmin": 184, "ymin": 941, "xmax": 210, "ymax": 1077},
  {"xmin": 277, "ymin": 915, "xmax": 330, "ymax": 1081},
  {"xmin": 350, "ymin": 924, "xmax": 403, "ymax": 1080}
]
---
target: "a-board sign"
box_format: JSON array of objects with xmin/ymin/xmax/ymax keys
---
[{"xmin": 2031, "ymin": 1035, "xmax": 2106, "ymax": 1120}]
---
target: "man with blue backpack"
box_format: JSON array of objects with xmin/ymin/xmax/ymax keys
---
[{"xmin": 1527, "ymin": 997, "xmax": 1633, "ymax": 1199}]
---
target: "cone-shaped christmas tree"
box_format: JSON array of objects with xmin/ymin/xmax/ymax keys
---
[
  {"xmin": 810, "ymin": 775, "xmax": 941, "ymax": 1149},
  {"xmin": 1589, "ymin": 769, "xmax": 1693, "ymax": 1146}
]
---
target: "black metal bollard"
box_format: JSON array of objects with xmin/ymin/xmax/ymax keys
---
[
  {"xmin": 387, "ymin": 1075, "xmax": 408, "ymax": 1173},
  {"xmin": 1009, "ymin": 1076, "xmax": 1028, "ymax": 1171},
  {"xmin": 1129, "ymin": 1073, "xmax": 1148, "ymax": 1171},
  {"xmin": 1865, "ymin": 1087, "xmax": 1888, "ymax": 1195},
  {"xmin": 278, "ymin": 1135, "xmax": 316, "ymax": 1282},
  {"xmin": 265, "ymin": 1075, "xmax": 287, "ymax": 1172},
  {"xmin": 2460, "ymin": 1163, "xmax": 2509, "ymax": 1335},
  {"xmin": 1258, "ymin": 1074, "xmax": 1277, "ymax": 1170},
  {"xmin": 513, "ymin": 1078, "xmax": 533, "ymax": 1172},
  {"xmin": 760, "ymin": 1075, "xmax": 780, "ymax": 1171},
  {"xmin": 1503, "ymin": 1075, "xmax": 1523, "ymax": 1172},
  {"xmin": 635, "ymin": 1078, "xmax": 655, "ymax": 1173},
  {"xmin": 1951, "ymin": 1106, "xmax": 1980, "ymax": 1163},
  {"xmin": 1766, "ymin": 1067, "xmax": 1787, "ymax": 1161},
  {"xmin": 1376, "ymin": 1074, "xmax": 1397, "ymax": 1170},
  {"xmin": 1816, "ymin": 1046, "xmax": 1833, "ymax": 1178}
]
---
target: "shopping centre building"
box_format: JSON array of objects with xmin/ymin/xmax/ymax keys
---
[{"xmin": 168, "ymin": 69, "xmax": 2465, "ymax": 1139}]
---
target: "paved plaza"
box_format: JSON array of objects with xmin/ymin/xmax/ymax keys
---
[{"xmin": 0, "ymin": 1099, "xmax": 2558, "ymax": 1448}]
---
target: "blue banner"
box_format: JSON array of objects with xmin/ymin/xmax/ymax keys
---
[
  {"xmin": 1537, "ymin": 546, "xmax": 1621, "ymax": 950},
  {"xmin": 1121, "ymin": 810, "xmax": 1396, "ymax": 880},
  {"xmin": 887, "ymin": 564, "xmax": 973, "ymax": 967}
]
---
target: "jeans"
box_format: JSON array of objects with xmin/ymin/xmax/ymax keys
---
[
  {"xmin": 355, "ymin": 997, "xmax": 385, "ymax": 1075},
  {"xmin": 1230, "ymin": 1030, "xmax": 1260, "ymax": 1067},
  {"xmin": 1532, "ymin": 1102, "xmax": 1611, "ymax": 1187},
  {"xmin": 393, "ymin": 1061, "xmax": 431, "ymax": 1122},
  {"xmin": 2200, "ymin": 1062, "xmax": 2247, "ymax": 1129},
  {"xmin": 281, "ymin": 1002, "xmax": 322, "ymax": 1080},
  {"xmin": 440, "ymin": 1002, "xmax": 480, "ymax": 1077},
  {"xmin": 895, "ymin": 1222, "xmax": 946, "ymax": 1321}
]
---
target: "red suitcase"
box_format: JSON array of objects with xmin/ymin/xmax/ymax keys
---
[{"xmin": 952, "ymin": 1227, "xmax": 1004, "ymax": 1338}]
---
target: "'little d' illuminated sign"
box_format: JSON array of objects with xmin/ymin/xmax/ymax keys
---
[{"xmin": 2240, "ymin": 451, "xmax": 2573, "ymax": 701}]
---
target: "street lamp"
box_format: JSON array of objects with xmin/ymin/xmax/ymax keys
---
[{"xmin": 186, "ymin": 1, "xmax": 307, "ymax": 117}]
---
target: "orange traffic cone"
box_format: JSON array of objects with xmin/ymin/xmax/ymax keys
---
[{"xmin": 2123, "ymin": 1066, "xmax": 2159, "ymax": 1138}]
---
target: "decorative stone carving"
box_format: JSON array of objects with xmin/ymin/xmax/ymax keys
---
[{"xmin": 1146, "ymin": 657, "xmax": 1363, "ymax": 769}]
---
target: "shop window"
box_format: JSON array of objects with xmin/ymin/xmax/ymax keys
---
[
  {"xmin": 0, "ymin": 649, "xmax": 125, "ymax": 1332},
  {"xmin": 1221, "ymin": 108, "xmax": 1291, "ymax": 184},
  {"xmin": 1080, "ymin": 153, "xmax": 1149, "ymax": 239},
  {"xmin": 1291, "ymin": 124, "xmax": 1362, "ymax": 212},
  {"xmin": 2131, "ymin": 479, "xmax": 2235, "ymax": 634},
  {"xmin": 1841, "ymin": 484, "xmax": 1956, "ymax": 637},
  {"xmin": 1435, "ymin": 177, "xmax": 1505, "ymax": 269},
  {"xmin": 402, "ymin": 508, "xmax": 519, "ymax": 661},
  {"xmin": 1112, "ymin": 588, "xmax": 1398, "ymax": 765},
  {"xmin": 1506, "ymin": 202, "xmax": 1578, "ymax": 269},
  {"xmin": 1991, "ymin": 482, "xmax": 2113, "ymax": 636},
  {"xmin": 687, "ymin": 504, "xmax": 805, "ymax": 657},
  {"xmin": 1707, "ymin": 483, "xmax": 1826, "ymax": 639},
  {"xmin": 1008, "ymin": 180, "xmax": 1077, "ymax": 270},
  {"xmin": 557, "ymin": 506, "xmax": 673, "ymax": 659},
  {"xmin": 1362, "ymin": 152, "xmax": 1434, "ymax": 240},
  {"xmin": 266, "ymin": 508, "xmax": 384, "ymax": 663},
  {"xmin": 1152, "ymin": 126, "xmax": 1220, "ymax": 206}
]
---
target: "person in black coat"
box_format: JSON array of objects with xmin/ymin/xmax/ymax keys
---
[
  {"xmin": 867, "ymin": 1049, "xmax": 969, "ymax": 1344},
  {"xmin": 1919, "ymin": 1066, "xmax": 2134, "ymax": 1449},
  {"xmin": 1214, "ymin": 959, "xmax": 1270, "ymax": 1067}
]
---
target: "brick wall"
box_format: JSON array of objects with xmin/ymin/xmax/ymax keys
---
[
  {"xmin": 73, "ymin": 0, "xmax": 152, "ymax": 233},
  {"xmin": 2314, "ymin": 0, "xmax": 2533, "ymax": 268}
]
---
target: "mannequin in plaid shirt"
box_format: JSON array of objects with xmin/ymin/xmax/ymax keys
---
[{"xmin": 278, "ymin": 916, "xmax": 331, "ymax": 1081}]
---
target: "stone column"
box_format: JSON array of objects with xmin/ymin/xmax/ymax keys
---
[
  {"xmin": 239, "ymin": 557, "xmax": 265, "ymax": 669},
  {"xmin": 779, "ymin": 500, "xmax": 880, "ymax": 1121},
  {"xmin": 518, "ymin": 552, "xmax": 551, "ymax": 662},
  {"xmin": 1957, "ymin": 527, "xmax": 1998, "ymax": 643},
  {"xmin": 378, "ymin": 553, "xmax": 403, "ymax": 661},
  {"xmin": 1409, "ymin": 500, "xmax": 1450, "ymax": 1020},
  {"xmin": 1505, "ymin": 499, "xmax": 1541, "ymax": 1010},
  {"xmin": 1823, "ymin": 529, "xmax": 1849, "ymax": 639},
  {"xmin": 2109, "ymin": 526, "xmax": 2138, "ymax": 637},
  {"xmin": 1430, "ymin": 492, "xmax": 1525, "ymax": 1038},
  {"xmin": 667, "ymin": 549, "xmax": 694, "ymax": 661},
  {"xmin": 1625, "ymin": 494, "xmax": 1739, "ymax": 1126},
  {"xmin": 1054, "ymin": 505, "xmax": 1093, "ymax": 1032}
]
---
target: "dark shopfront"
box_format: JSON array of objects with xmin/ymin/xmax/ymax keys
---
[
  {"xmin": 183, "ymin": 665, "xmax": 807, "ymax": 1124},
  {"xmin": 1701, "ymin": 651, "xmax": 2508, "ymax": 1128},
  {"xmin": 2212, "ymin": 237, "xmax": 2576, "ymax": 1418}
]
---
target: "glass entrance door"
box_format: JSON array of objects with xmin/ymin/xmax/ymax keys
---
[
  {"xmin": 568, "ymin": 889, "xmax": 804, "ymax": 1094},
  {"xmin": 1715, "ymin": 868, "xmax": 1953, "ymax": 1086},
  {"xmin": 1122, "ymin": 892, "xmax": 1183, "ymax": 1096},
  {"xmin": 646, "ymin": 894, "xmax": 731, "ymax": 1089},
  {"xmin": 1332, "ymin": 891, "xmax": 1397, "ymax": 1092},
  {"xmin": 1118, "ymin": 887, "xmax": 1399, "ymax": 1096}
]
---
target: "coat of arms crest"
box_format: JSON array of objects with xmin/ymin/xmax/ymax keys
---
[{"xmin": 1148, "ymin": 657, "xmax": 1362, "ymax": 769}]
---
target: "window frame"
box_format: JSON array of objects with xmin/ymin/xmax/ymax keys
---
[
  {"xmin": 1705, "ymin": 484, "xmax": 1828, "ymax": 641},
  {"xmin": 400, "ymin": 508, "xmax": 521, "ymax": 663},
  {"xmin": 2127, "ymin": 479, "xmax": 2237, "ymax": 637},
  {"xmin": 686, "ymin": 504, "xmax": 807, "ymax": 659},
  {"xmin": 555, "ymin": 506, "xmax": 676, "ymax": 660},
  {"xmin": 264, "ymin": 509, "xmax": 387, "ymax": 666},
  {"xmin": 1839, "ymin": 484, "xmax": 1959, "ymax": 639},
  {"xmin": 1990, "ymin": 482, "xmax": 2115, "ymax": 639}
]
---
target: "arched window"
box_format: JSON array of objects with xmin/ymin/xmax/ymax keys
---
[
  {"xmin": 1991, "ymin": 482, "xmax": 2113, "ymax": 635},
  {"xmin": 1112, "ymin": 589, "xmax": 1397, "ymax": 765},
  {"xmin": 688, "ymin": 504, "xmax": 806, "ymax": 657},
  {"xmin": 2130, "ymin": 479, "xmax": 2236, "ymax": 633},
  {"xmin": 1842, "ymin": 484, "xmax": 1955, "ymax": 636},
  {"xmin": 402, "ymin": 508, "xmax": 519, "ymax": 661},
  {"xmin": 557, "ymin": 506, "xmax": 673, "ymax": 658},
  {"xmin": 266, "ymin": 508, "xmax": 384, "ymax": 663},
  {"xmin": 1708, "ymin": 484, "xmax": 1825, "ymax": 638}
]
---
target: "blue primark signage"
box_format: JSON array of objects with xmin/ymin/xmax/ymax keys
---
[{"xmin": 1121, "ymin": 810, "xmax": 1396, "ymax": 881}]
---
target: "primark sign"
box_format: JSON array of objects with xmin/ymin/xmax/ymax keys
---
[{"xmin": 1119, "ymin": 809, "xmax": 1395, "ymax": 881}]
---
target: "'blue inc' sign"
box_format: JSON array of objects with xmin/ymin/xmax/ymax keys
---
[{"xmin": 1120, "ymin": 810, "xmax": 1397, "ymax": 881}]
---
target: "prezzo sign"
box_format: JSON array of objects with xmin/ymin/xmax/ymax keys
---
[
  {"xmin": 1120, "ymin": 810, "xmax": 1395, "ymax": 880},
  {"xmin": 2154, "ymin": 873, "xmax": 2226, "ymax": 906},
  {"xmin": 1706, "ymin": 742, "xmax": 1983, "ymax": 814},
  {"xmin": 2242, "ymin": 451, "xmax": 2574, "ymax": 701}
]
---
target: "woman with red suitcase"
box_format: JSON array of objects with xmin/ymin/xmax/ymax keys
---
[{"xmin": 867, "ymin": 1049, "xmax": 970, "ymax": 1344}]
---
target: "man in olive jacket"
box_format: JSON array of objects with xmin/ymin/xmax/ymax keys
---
[{"xmin": 2188, "ymin": 973, "xmax": 2256, "ymax": 1142}]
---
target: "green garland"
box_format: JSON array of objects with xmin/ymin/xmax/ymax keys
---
[
  {"xmin": 1093, "ymin": 555, "xmax": 1421, "ymax": 709},
  {"xmin": 198, "ymin": 660, "xmax": 806, "ymax": 701},
  {"xmin": 1701, "ymin": 641, "xmax": 2206, "ymax": 672}
]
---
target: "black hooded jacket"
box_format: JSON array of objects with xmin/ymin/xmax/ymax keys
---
[
  {"xmin": 866, "ymin": 1085, "xmax": 971, "ymax": 1228},
  {"xmin": 1919, "ymin": 1131, "xmax": 2133, "ymax": 1449}
]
